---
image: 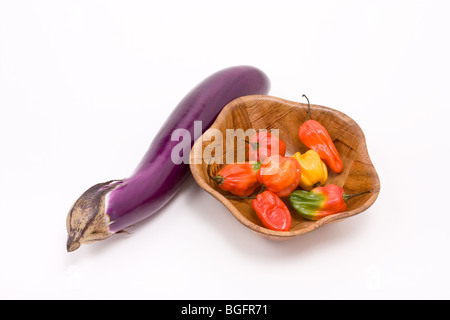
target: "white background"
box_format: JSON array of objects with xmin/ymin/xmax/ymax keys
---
[{"xmin": 1, "ymin": 1, "xmax": 449, "ymax": 300}]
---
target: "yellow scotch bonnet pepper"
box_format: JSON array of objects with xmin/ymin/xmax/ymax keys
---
[{"xmin": 292, "ymin": 150, "xmax": 328, "ymax": 190}]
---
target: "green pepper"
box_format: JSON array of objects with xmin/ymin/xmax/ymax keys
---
[{"xmin": 289, "ymin": 184, "xmax": 371, "ymax": 220}]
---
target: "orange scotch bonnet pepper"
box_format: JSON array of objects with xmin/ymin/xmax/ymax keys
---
[
  {"xmin": 298, "ymin": 95, "xmax": 344, "ymax": 173},
  {"xmin": 257, "ymin": 155, "xmax": 301, "ymax": 197},
  {"xmin": 207, "ymin": 162, "xmax": 261, "ymax": 197}
]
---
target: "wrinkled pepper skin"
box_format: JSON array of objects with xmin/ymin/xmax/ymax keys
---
[
  {"xmin": 252, "ymin": 191, "xmax": 291, "ymax": 231},
  {"xmin": 289, "ymin": 184, "xmax": 371, "ymax": 220},
  {"xmin": 298, "ymin": 120, "xmax": 344, "ymax": 174},
  {"xmin": 289, "ymin": 184, "xmax": 347, "ymax": 220},
  {"xmin": 257, "ymin": 155, "xmax": 301, "ymax": 197},
  {"xmin": 247, "ymin": 132, "xmax": 286, "ymax": 162},
  {"xmin": 292, "ymin": 150, "xmax": 328, "ymax": 190},
  {"xmin": 209, "ymin": 162, "xmax": 261, "ymax": 197}
]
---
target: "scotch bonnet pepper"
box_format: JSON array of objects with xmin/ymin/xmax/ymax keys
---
[
  {"xmin": 207, "ymin": 162, "xmax": 261, "ymax": 197},
  {"xmin": 289, "ymin": 184, "xmax": 371, "ymax": 220},
  {"xmin": 257, "ymin": 155, "xmax": 301, "ymax": 197},
  {"xmin": 246, "ymin": 131, "xmax": 286, "ymax": 162},
  {"xmin": 292, "ymin": 150, "xmax": 328, "ymax": 190},
  {"xmin": 298, "ymin": 95, "xmax": 344, "ymax": 174},
  {"xmin": 252, "ymin": 190, "xmax": 291, "ymax": 231}
]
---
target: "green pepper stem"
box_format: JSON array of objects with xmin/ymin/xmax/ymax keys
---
[
  {"xmin": 226, "ymin": 184, "xmax": 266, "ymax": 201},
  {"xmin": 258, "ymin": 184, "xmax": 266, "ymax": 194},
  {"xmin": 207, "ymin": 158, "xmax": 224, "ymax": 185},
  {"xmin": 226, "ymin": 195, "xmax": 256, "ymax": 200},
  {"xmin": 312, "ymin": 182, "xmax": 321, "ymax": 189},
  {"xmin": 241, "ymin": 139, "xmax": 259, "ymax": 150},
  {"xmin": 343, "ymin": 190, "xmax": 372, "ymax": 202},
  {"xmin": 302, "ymin": 94, "xmax": 311, "ymax": 121}
]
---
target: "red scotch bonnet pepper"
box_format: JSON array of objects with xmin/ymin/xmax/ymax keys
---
[
  {"xmin": 246, "ymin": 131, "xmax": 286, "ymax": 162},
  {"xmin": 251, "ymin": 190, "xmax": 291, "ymax": 232}
]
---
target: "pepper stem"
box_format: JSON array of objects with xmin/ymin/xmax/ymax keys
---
[
  {"xmin": 226, "ymin": 184, "xmax": 266, "ymax": 201},
  {"xmin": 312, "ymin": 182, "xmax": 322, "ymax": 189},
  {"xmin": 226, "ymin": 195, "xmax": 257, "ymax": 200},
  {"xmin": 302, "ymin": 94, "xmax": 311, "ymax": 121},
  {"xmin": 207, "ymin": 158, "xmax": 224, "ymax": 185},
  {"xmin": 343, "ymin": 190, "xmax": 372, "ymax": 202},
  {"xmin": 257, "ymin": 184, "xmax": 266, "ymax": 194},
  {"xmin": 241, "ymin": 139, "xmax": 259, "ymax": 150}
]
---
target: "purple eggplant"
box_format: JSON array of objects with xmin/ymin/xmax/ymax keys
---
[{"xmin": 66, "ymin": 66, "xmax": 270, "ymax": 252}]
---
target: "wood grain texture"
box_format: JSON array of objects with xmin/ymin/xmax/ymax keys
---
[{"xmin": 189, "ymin": 95, "xmax": 380, "ymax": 240}]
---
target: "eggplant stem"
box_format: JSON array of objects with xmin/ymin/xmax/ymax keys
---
[
  {"xmin": 343, "ymin": 190, "xmax": 372, "ymax": 202},
  {"xmin": 302, "ymin": 94, "xmax": 311, "ymax": 121}
]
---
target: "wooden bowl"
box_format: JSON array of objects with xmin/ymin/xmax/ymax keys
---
[{"xmin": 189, "ymin": 95, "xmax": 380, "ymax": 240}]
